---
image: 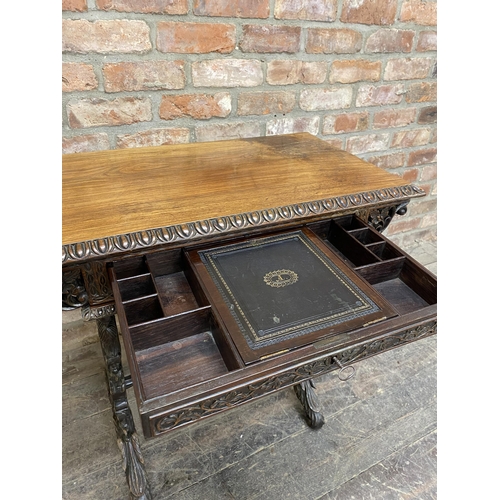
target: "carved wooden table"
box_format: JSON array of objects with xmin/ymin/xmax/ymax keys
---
[{"xmin": 62, "ymin": 133, "xmax": 437, "ymax": 499}]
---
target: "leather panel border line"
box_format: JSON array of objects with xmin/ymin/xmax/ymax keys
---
[
  {"xmin": 63, "ymin": 185, "xmax": 425, "ymax": 264},
  {"xmin": 150, "ymin": 319, "xmax": 436, "ymax": 437}
]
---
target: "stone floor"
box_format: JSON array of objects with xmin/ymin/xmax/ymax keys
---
[{"xmin": 62, "ymin": 238, "xmax": 437, "ymax": 500}]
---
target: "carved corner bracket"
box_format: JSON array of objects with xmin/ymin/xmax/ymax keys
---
[{"xmin": 357, "ymin": 201, "xmax": 409, "ymax": 233}]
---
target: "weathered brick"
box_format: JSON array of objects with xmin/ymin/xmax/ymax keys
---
[
  {"xmin": 365, "ymin": 29, "xmax": 414, "ymax": 53},
  {"xmin": 62, "ymin": 20, "xmax": 151, "ymax": 54},
  {"xmin": 402, "ymin": 167, "xmax": 419, "ymax": 183},
  {"xmin": 195, "ymin": 122, "xmax": 261, "ymax": 142},
  {"xmin": 356, "ymin": 84, "xmax": 404, "ymax": 107},
  {"xmin": 275, "ymin": 0, "xmax": 336, "ymax": 21},
  {"xmin": 306, "ymin": 28, "xmax": 362, "ymax": 54},
  {"xmin": 240, "ymin": 25, "xmax": 300, "ymax": 53},
  {"xmin": 62, "ymin": 133, "xmax": 109, "ymax": 154},
  {"xmin": 266, "ymin": 116, "xmax": 320, "ymax": 136},
  {"xmin": 391, "ymin": 128, "xmax": 431, "ymax": 148},
  {"xmin": 96, "ymin": 0, "xmax": 187, "ymax": 13},
  {"xmin": 400, "ymin": 0, "xmax": 437, "ymax": 25},
  {"xmin": 420, "ymin": 211, "xmax": 437, "ymax": 229},
  {"xmin": 193, "ymin": 0, "xmax": 269, "ymax": 18},
  {"xmin": 340, "ymin": 0, "xmax": 398, "ymax": 25},
  {"xmin": 421, "ymin": 164, "xmax": 437, "ymax": 181},
  {"xmin": 67, "ymin": 97, "xmax": 152, "ymax": 128},
  {"xmin": 384, "ymin": 57, "xmax": 433, "ymax": 80},
  {"xmin": 237, "ymin": 91, "xmax": 295, "ymax": 116},
  {"xmin": 323, "ymin": 112, "xmax": 369, "ymax": 135},
  {"xmin": 405, "ymin": 82, "xmax": 437, "ymax": 103},
  {"xmin": 367, "ymin": 152, "xmax": 406, "ymax": 169},
  {"xmin": 299, "ymin": 87, "xmax": 352, "ymax": 111},
  {"xmin": 192, "ymin": 59, "xmax": 263, "ymax": 87},
  {"xmin": 346, "ymin": 133, "xmax": 390, "ymax": 154},
  {"xmin": 63, "ymin": 0, "xmax": 87, "ymax": 11},
  {"xmin": 417, "ymin": 31, "xmax": 437, "ymax": 51},
  {"xmin": 116, "ymin": 128, "xmax": 190, "ymax": 148},
  {"xmin": 157, "ymin": 22, "xmax": 235, "ymax": 54},
  {"xmin": 373, "ymin": 107, "xmax": 416, "ymax": 128},
  {"xmin": 329, "ymin": 60, "xmax": 381, "ymax": 84},
  {"xmin": 323, "ymin": 137, "xmax": 344, "ymax": 149},
  {"xmin": 417, "ymin": 106, "xmax": 437, "ymax": 124},
  {"xmin": 159, "ymin": 93, "xmax": 231, "ymax": 120},
  {"xmin": 408, "ymin": 198, "xmax": 436, "ymax": 216},
  {"xmin": 267, "ymin": 60, "xmax": 328, "ymax": 85},
  {"xmin": 408, "ymin": 147, "xmax": 437, "ymax": 166},
  {"xmin": 103, "ymin": 61, "xmax": 185, "ymax": 92},
  {"xmin": 385, "ymin": 217, "xmax": 421, "ymax": 236},
  {"xmin": 62, "ymin": 63, "xmax": 98, "ymax": 92}
]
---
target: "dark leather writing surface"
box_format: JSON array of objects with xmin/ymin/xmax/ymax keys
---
[{"xmin": 199, "ymin": 231, "xmax": 383, "ymax": 352}]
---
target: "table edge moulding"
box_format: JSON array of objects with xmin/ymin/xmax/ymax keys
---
[{"xmin": 62, "ymin": 133, "xmax": 436, "ymax": 500}]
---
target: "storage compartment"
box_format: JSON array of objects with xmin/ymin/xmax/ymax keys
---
[
  {"xmin": 310, "ymin": 216, "xmax": 436, "ymax": 317},
  {"xmin": 110, "ymin": 252, "xmax": 243, "ymax": 402}
]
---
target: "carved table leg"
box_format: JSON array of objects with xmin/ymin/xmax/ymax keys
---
[
  {"xmin": 293, "ymin": 379, "xmax": 325, "ymax": 429},
  {"xmin": 97, "ymin": 314, "xmax": 151, "ymax": 500}
]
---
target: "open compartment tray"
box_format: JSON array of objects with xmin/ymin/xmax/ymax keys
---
[{"xmin": 109, "ymin": 216, "xmax": 436, "ymax": 439}]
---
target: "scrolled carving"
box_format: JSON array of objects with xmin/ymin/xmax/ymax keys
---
[
  {"xmin": 358, "ymin": 201, "xmax": 410, "ymax": 233},
  {"xmin": 62, "ymin": 186, "xmax": 425, "ymax": 264},
  {"xmin": 152, "ymin": 319, "xmax": 436, "ymax": 436},
  {"xmin": 81, "ymin": 261, "xmax": 113, "ymax": 305},
  {"xmin": 294, "ymin": 379, "xmax": 325, "ymax": 429},
  {"xmin": 62, "ymin": 268, "xmax": 88, "ymax": 310}
]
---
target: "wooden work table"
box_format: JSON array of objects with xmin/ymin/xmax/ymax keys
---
[{"xmin": 62, "ymin": 133, "xmax": 436, "ymax": 500}]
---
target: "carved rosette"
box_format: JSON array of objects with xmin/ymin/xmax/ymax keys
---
[
  {"xmin": 63, "ymin": 186, "xmax": 424, "ymax": 264},
  {"xmin": 152, "ymin": 320, "xmax": 437, "ymax": 436}
]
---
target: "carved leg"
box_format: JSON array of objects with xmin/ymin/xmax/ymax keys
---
[
  {"xmin": 97, "ymin": 315, "xmax": 151, "ymax": 500},
  {"xmin": 293, "ymin": 379, "xmax": 325, "ymax": 429}
]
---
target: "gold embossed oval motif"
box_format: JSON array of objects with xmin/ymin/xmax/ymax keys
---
[{"xmin": 263, "ymin": 269, "xmax": 298, "ymax": 288}]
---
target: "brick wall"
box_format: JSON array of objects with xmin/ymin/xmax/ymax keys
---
[{"xmin": 62, "ymin": 0, "xmax": 437, "ymax": 244}]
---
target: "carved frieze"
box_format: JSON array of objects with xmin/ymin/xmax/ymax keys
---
[
  {"xmin": 81, "ymin": 261, "xmax": 113, "ymax": 305},
  {"xmin": 62, "ymin": 186, "xmax": 424, "ymax": 264},
  {"xmin": 152, "ymin": 319, "xmax": 437, "ymax": 436}
]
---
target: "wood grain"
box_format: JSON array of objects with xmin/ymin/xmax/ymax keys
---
[{"xmin": 62, "ymin": 133, "xmax": 408, "ymax": 245}]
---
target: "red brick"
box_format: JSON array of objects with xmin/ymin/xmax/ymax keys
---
[
  {"xmin": 329, "ymin": 60, "xmax": 381, "ymax": 84},
  {"xmin": 365, "ymin": 29, "xmax": 414, "ymax": 53},
  {"xmin": 67, "ymin": 97, "xmax": 152, "ymax": 128},
  {"xmin": 62, "ymin": 133, "xmax": 109, "ymax": 154},
  {"xmin": 195, "ymin": 122, "xmax": 260, "ymax": 142},
  {"xmin": 323, "ymin": 112, "xmax": 369, "ymax": 135},
  {"xmin": 400, "ymin": 0, "xmax": 437, "ymax": 25},
  {"xmin": 192, "ymin": 59, "xmax": 263, "ymax": 87},
  {"xmin": 346, "ymin": 133, "xmax": 390, "ymax": 154},
  {"xmin": 417, "ymin": 106, "xmax": 437, "ymax": 124},
  {"xmin": 159, "ymin": 93, "xmax": 231, "ymax": 120},
  {"xmin": 323, "ymin": 138, "xmax": 344, "ymax": 149},
  {"xmin": 420, "ymin": 211, "xmax": 437, "ymax": 229},
  {"xmin": 385, "ymin": 217, "xmax": 421, "ymax": 236},
  {"xmin": 356, "ymin": 84, "xmax": 404, "ymax": 107},
  {"xmin": 405, "ymin": 82, "xmax": 437, "ymax": 103},
  {"xmin": 62, "ymin": 63, "xmax": 98, "ymax": 92},
  {"xmin": 237, "ymin": 91, "xmax": 295, "ymax": 116},
  {"xmin": 421, "ymin": 164, "xmax": 437, "ymax": 181},
  {"xmin": 266, "ymin": 116, "xmax": 320, "ymax": 136},
  {"xmin": 267, "ymin": 60, "xmax": 328, "ymax": 85},
  {"xmin": 367, "ymin": 152, "xmax": 405, "ymax": 169},
  {"xmin": 299, "ymin": 87, "xmax": 352, "ymax": 111},
  {"xmin": 63, "ymin": 0, "xmax": 87, "ymax": 11},
  {"xmin": 193, "ymin": 0, "xmax": 269, "ymax": 18},
  {"xmin": 116, "ymin": 128, "xmax": 190, "ymax": 149},
  {"xmin": 103, "ymin": 61, "xmax": 185, "ymax": 92},
  {"xmin": 402, "ymin": 167, "xmax": 419, "ymax": 182},
  {"xmin": 275, "ymin": 0, "xmax": 336, "ymax": 21},
  {"xmin": 408, "ymin": 147, "xmax": 437, "ymax": 166},
  {"xmin": 240, "ymin": 25, "xmax": 300, "ymax": 53},
  {"xmin": 384, "ymin": 57, "xmax": 433, "ymax": 80},
  {"xmin": 306, "ymin": 28, "xmax": 362, "ymax": 54},
  {"xmin": 392, "ymin": 128, "xmax": 431, "ymax": 148},
  {"xmin": 373, "ymin": 108, "xmax": 416, "ymax": 129},
  {"xmin": 96, "ymin": 0, "xmax": 187, "ymax": 13},
  {"xmin": 157, "ymin": 22, "xmax": 235, "ymax": 54},
  {"xmin": 408, "ymin": 198, "xmax": 436, "ymax": 216},
  {"xmin": 62, "ymin": 20, "xmax": 151, "ymax": 54},
  {"xmin": 417, "ymin": 31, "xmax": 437, "ymax": 51},
  {"xmin": 340, "ymin": 0, "xmax": 398, "ymax": 25}
]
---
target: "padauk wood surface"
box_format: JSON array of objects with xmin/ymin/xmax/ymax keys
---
[{"xmin": 62, "ymin": 133, "xmax": 409, "ymax": 246}]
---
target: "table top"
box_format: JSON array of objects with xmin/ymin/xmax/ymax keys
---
[{"xmin": 62, "ymin": 133, "xmax": 423, "ymax": 263}]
